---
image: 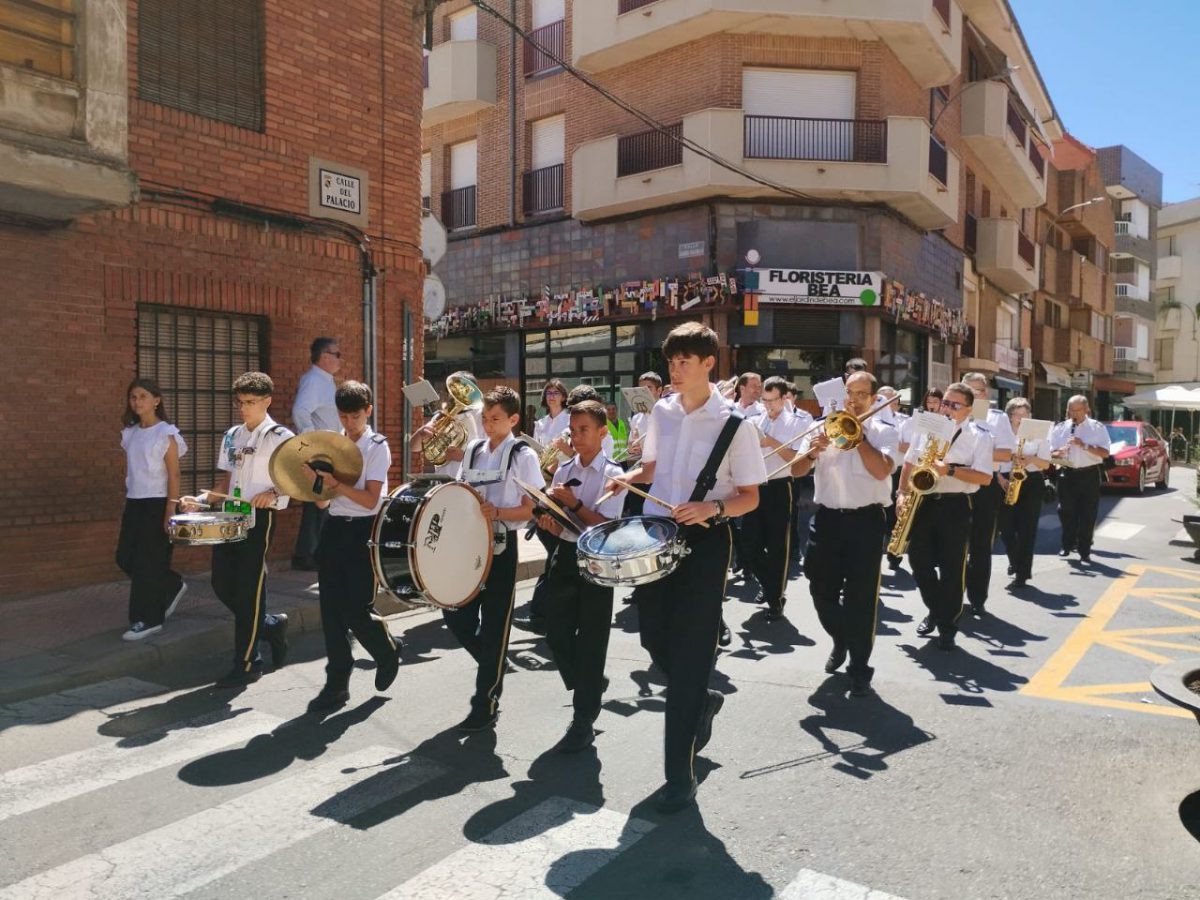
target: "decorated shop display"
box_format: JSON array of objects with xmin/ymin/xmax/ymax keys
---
[{"xmin": 882, "ymin": 281, "xmax": 969, "ymax": 344}]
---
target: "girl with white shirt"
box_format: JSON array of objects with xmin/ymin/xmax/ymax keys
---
[{"xmin": 117, "ymin": 379, "xmax": 188, "ymax": 641}]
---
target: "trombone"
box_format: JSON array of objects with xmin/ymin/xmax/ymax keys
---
[{"xmin": 763, "ymin": 395, "xmax": 895, "ymax": 480}]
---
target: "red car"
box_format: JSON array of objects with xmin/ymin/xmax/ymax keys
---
[{"xmin": 1102, "ymin": 421, "xmax": 1170, "ymax": 493}]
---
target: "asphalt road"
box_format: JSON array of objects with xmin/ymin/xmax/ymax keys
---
[{"xmin": 2, "ymin": 468, "xmax": 1199, "ymax": 899}]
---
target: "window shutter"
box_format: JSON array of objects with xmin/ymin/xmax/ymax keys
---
[
  {"xmin": 531, "ymin": 115, "xmax": 564, "ymax": 170},
  {"xmin": 532, "ymin": 0, "xmax": 565, "ymax": 29},
  {"xmin": 450, "ymin": 140, "xmax": 477, "ymax": 190},
  {"xmin": 742, "ymin": 68, "xmax": 855, "ymax": 119},
  {"xmin": 421, "ymin": 153, "xmax": 432, "ymax": 198}
]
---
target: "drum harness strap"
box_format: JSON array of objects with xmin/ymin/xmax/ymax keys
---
[
  {"xmin": 687, "ymin": 409, "xmax": 745, "ymax": 515},
  {"xmin": 463, "ymin": 438, "xmax": 536, "ymax": 554}
]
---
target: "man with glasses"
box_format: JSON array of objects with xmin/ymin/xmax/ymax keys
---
[
  {"xmin": 1049, "ymin": 395, "xmax": 1110, "ymax": 563},
  {"xmin": 291, "ymin": 337, "xmax": 342, "ymax": 570},
  {"xmin": 961, "ymin": 372, "xmax": 1015, "ymax": 615}
]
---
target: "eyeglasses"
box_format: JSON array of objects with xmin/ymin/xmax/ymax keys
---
[
  {"xmin": 323, "ymin": 350, "xmax": 342, "ymax": 358},
  {"xmin": 544, "ymin": 390, "xmax": 563, "ymax": 398},
  {"xmin": 233, "ymin": 397, "xmax": 267, "ymax": 408},
  {"xmin": 940, "ymin": 399, "xmax": 967, "ymax": 411}
]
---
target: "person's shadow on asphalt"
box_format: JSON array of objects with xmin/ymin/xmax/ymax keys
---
[
  {"xmin": 957, "ymin": 613, "xmax": 1048, "ymax": 654},
  {"xmin": 391, "ymin": 615, "xmax": 462, "ymax": 667},
  {"xmin": 96, "ymin": 684, "xmax": 255, "ymax": 746},
  {"xmin": 898, "ymin": 638, "xmax": 1028, "ymax": 696},
  {"xmin": 727, "ymin": 608, "xmax": 815, "ymax": 660}
]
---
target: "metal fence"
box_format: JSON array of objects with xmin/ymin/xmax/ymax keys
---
[
  {"xmin": 744, "ymin": 116, "xmax": 887, "ymax": 163},
  {"xmin": 524, "ymin": 19, "xmax": 563, "ymax": 76},
  {"xmin": 523, "ymin": 164, "xmax": 564, "ymax": 215},
  {"xmin": 441, "ymin": 185, "xmax": 477, "ymax": 230},
  {"xmin": 617, "ymin": 124, "xmax": 683, "ymax": 176}
]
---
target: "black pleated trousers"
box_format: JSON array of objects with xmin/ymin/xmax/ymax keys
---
[
  {"xmin": 966, "ymin": 475, "xmax": 1003, "ymax": 606},
  {"xmin": 115, "ymin": 497, "xmax": 182, "ymax": 627},
  {"xmin": 212, "ymin": 510, "xmax": 275, "ymax": 673},
  {"xmin": 999, "ymin": 471, "xmax": 1044, "ymax": 580},
  {"xmin": 1058, "ymin": 467, "xmax": 1101, "ymax": 555},
  {"xmin": 544, "ymin": 536, "xmax": 614, "ymax": 721},
  {"xmin": 907, "ymin": 494, "xmax": 972, "ymax": 637},
  {"xmin": 317, "ymin": 515, "xmax": 398, "ymax": 676}
]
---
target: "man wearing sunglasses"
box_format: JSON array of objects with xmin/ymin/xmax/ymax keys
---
[
  {"xmin": 898, "ymin": 383, "xmax": 993, "ymax": 651},
  {"xmin": 291, "ymin": 337, "xmax": 343, "ymax": 570}
]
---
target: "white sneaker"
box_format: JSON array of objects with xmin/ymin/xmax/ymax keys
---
[
  {"xmin": 122, "ymin": 621, "xmax": 163, "ymax": 641},
  {"xmin": 165, "ymin": 582, "xmax": 188, "ymax": 619}
]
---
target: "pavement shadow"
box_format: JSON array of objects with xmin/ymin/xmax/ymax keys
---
[
  {"xmin": 1014, "ymin": 582, "xmax": 1078, "ymax": 612},
  {"xmin": 392, "ymin": 615, "xmax": 461, "ymax": 666},
  {"xmin": 958, "ymin": 612, "xmax": 1048, "ymax": 653},
  {"xmin": 96, "ymin": 684, "xmax": 254, "ymax": 745},
  {"xmin": 1066, "ymin": 558, "xmax": 1124, "ymax": 580},
  {"xmin": 898, "ymin": 640, "xmax": 1028, "ymax": 696},
  {"xmin": 613, "ymin": 603, "xmax": 640, "ymax": 635},
  {"xmin": 603, "ymin": 667, "xmax": 666, "ymax": 719},
  {"xmin": 176, "ymin": 696, "xmax": 390, "ymax": 787}
]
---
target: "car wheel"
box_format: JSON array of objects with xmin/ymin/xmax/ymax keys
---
[
  {"xmin": 1136, "ymin": 465, "xmax": 1146, "ymax": 494},
  {"xmin": 1156, "ymin": 462, "xmax": 1169, "ymax": 490}
]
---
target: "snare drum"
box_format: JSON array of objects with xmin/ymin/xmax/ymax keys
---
[
  {"xmin": 370, "ymin": 478, "xmax": 493, "ymax": 609},
  {"xmin": 167, "ymin": 512, "xmax": 251, "ymax": 545},
  {"xmin": 576, "ymin": 515, "xmax": 689, "ymax": 587}
]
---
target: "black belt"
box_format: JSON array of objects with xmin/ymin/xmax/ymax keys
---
[
  {"xmin": 1061, "ymin": 465, "xmax": 1101, "ymax": 475},
  {"xmin": 925, "ymin": 492, "xmax": 971, "ymax": 502},
  {"xmin": 818, "ymin": 503, "xmax": 883, "ymax": 515},
  {"xmin": 329, "ymin": 514, "xmax": 374, "ymax": 524}
]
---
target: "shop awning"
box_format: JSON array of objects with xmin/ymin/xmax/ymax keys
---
[
  {"xmin": 1039, "ymin": 363, "xmax": 1071, "ymax": 388},
  {"xmin": 994, "ymin": 375, "xmax": 1024, "ymax": 393}
]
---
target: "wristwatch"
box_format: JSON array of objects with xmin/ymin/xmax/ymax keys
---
[
  {"xmin": 570, "ymin": 499, "xmax": 584, "ymax": 513},
  {"xmin": 713, "ymin": 498, "xmax": 727, "ymax": 521},
  {"xmin": 946, "ymin": 464, "xmax": 959, "ymax": 478}
]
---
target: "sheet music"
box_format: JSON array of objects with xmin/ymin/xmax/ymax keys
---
[
  {"xmin": 1016, "ymin": 418, "xmax": 1052, "ymax": 441},
  {"xmin": 910, "ymin": 409, "xmax": 955, "ymax": 442},
  {"xmin": 621, "ymin": 386, "xmax": 657, "ymax": 415},
  {"xmin": 971, "ymin": 398, "xmax": 991, "ymax": 422},
  {"xmin": 401, "ymin": 379, "xmax": 441, "ymax": 407},
  {"xmin": 812, "ymin": 377, "xmax": 846, "ymax": 413}
]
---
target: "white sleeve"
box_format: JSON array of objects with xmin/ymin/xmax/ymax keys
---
[
  {"xmin": 293, "ymin": 375, "xmax": 317, "ymax": 433},
  {"xmin": 595, "ymin": 464, "xmax": 626, "ymax": 519},
  {"xmin": 1087, "ymin": 421, "xmax": 1111, "ymax": 450},
  {"xmin": 970, "ymin": 430, "xmax": 994, "ymax": 475},
  {"xmin": 641, "ymin": 409, "xmax": 661, "ymax": 464},
  {"xmin": 872, "ymin": 423, "xmax": 900, "ymax": 472},
  {"xmin": 1048, "ymin": 423, "xmax": 1067, "ymax": 451},
  {"xmin": 730, "ymin": 419, "xmax": 768, "ymax": 486},
  {"xmin": 602, "ymin": 432, "xmax": 615, "ymax": 457},
  {"xmin": 515, "ymin": 445, "xmax": 545, "ymax": 497},
  {"xmin": 1034, "ymin": 439, "xmax": 1052, "ymax": 462},
  {"xmin": 991, "ymin": 413, "xmax": 1016, "ymax": 451},
  {"xmin": 904, "ymin": 434, "xmax": 924, "ymax": 466},
  {"xmin": 216, "ymin": 429, "xmax": 235, "ymax": 473},
  {"xmin": 364, "ymin": 440, "xmax": 392, "ymax": 484}
]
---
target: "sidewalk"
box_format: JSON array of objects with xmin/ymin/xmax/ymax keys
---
[{"xmin": 0, "ymin": 536, "xmax": 548, "ymax": 704}]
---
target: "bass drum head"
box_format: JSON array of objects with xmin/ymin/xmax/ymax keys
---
[
  {"xmin": 578, "ymin": 516, "xmax": 678, "ymax": 558},
  {"xmin": 410, "ymin": 481, "xmax": 493, "ymax": 608}
]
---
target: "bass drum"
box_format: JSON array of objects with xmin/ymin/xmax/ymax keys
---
[{"xmin": 370, "ymin": 477, "xmax": 493, "ymax": 609}]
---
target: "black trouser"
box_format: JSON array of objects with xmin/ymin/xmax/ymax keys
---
[
  {"xmin": 212, "ymin": 510, "xmax": 276, "ymax": 673},
  {"xmin": 790, "ymin": 475, "xmax": 815, "ymax": 563},
  {"xmin": 742, "ymin": 478, "xmax": 793, "ymax": 605},
  {"xmin": 294, "ymin": 501, "xmax": 327, "ymax": 560},
  {"xmin": 623, "ymin": 483, "xmax": 649, "ymax": 518},
  {"xmin": 544, "ymin": 536, "xmax": 614, "ymax": 721},
  {"xmin": 885, "ymin": 470, "xmax": 902, "ymax": 553},
  {"xmin": 999, "ymin": 471, "xmax": 1044, "ymax": 580},
  {"xmin": 1058, "ymin": 467, "xmax": 1101, "ymax": 555},
  {"xmin": 443, "ymin": 530, "xmax": 518, "ymax": 715},
  {"xmin": 115, "ymin": 498, "xmax": 182, "ymax": 627},
  {"xmin": 907, "ymin": 494, "xmax": 972, "ymax": 637},
  {"xmin": 805, "ymin": 504, "xmax": 886, "ymax": 675},
  {"xmin": 966, "ymin": 475, "xmax": 1003, "ymax": 606},
  {"xmin": 633, "ymin": 523, "xmax": 732, "ymax": 788},
  {"xmin": 317, "ymin": 516, "xmax": 397, "ymax": 677},
  {"xmin": 526, "ymin": 528, "xmax": 557, "ymax": 622}
]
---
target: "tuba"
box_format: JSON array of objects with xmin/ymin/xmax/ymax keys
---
[
  {"xmin": 1004, "ymin": 438, "xmax": 1026, "ymax": 506},
  {"xmin": 539, "ymin": 427, "xmax": 571, "ymax": 477},
  {"xmin": 887, "ymin": 434, "xmax": 948, "ymax": 557},
  {"xmin": 421, "ymin": 373, "xmax": 483, "ymax": 466}
]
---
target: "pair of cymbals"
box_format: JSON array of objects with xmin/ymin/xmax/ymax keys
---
[{"xmin": 269, "ymin": 432, "xmax": 363, "ymax": 502}]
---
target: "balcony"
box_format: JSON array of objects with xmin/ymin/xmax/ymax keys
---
[
  {"xmin": 1033, "ymin": 325, "xmax": 1107, "ymax": 371},
  {"xmin": 574, "ymin": 0, "xmax": 962, "ymax": 88},
  {"xmin": 572, "ymin": 110, "xmax": 958, "ymax": 229},
  {"xmin": 974, "ymin": 217, "xmax": 1039, "ymax": 294},
  {"xmin": 441, "ymin": 185, "xmax": 477, "ymax": 231},
  {"xmin": 1113, "ymin": 346, "xmax": 1156, "ymax": 378},
  {"xmin": 422, "ymin": 40, "xmax": 497, "ymax": 127},
  {"xmin": 524, "ymin": 20, "xmax": 564, "ymax": 77},
  {"xmin": 959, "ymin": 79, "xmax": 1045, "ymax": 208},
  {"xmin": 1115, "ymin": 281, "xmax": 1148, "ymax": 302},
  {"xmin": 522, "ymin": 164, "xmax": 564, "ymax": 216},
  {"xmin": 993, "ymin": 342, "xmax": 1020, "ymax": 372},
  {"xmin": 1158, "ymin": 254, "xmax": 1183, "ymax": 285}
]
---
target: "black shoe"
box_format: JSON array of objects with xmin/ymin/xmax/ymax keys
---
[
  {"xmin": 938, "ymin": 632, "xmax": 956, "ymax": 652},
  {"xmin": 849, "ymin": 670, "xmax": 873, "ymax": 697},
  {"xmin": 752, "ymin": 589, "xmax": 765, "ymax": 605},
  {"xmin": 824, "ymin": 643, "xmax": 847, "ymax": 674},
  {"xmin": 375, "ymin": 644, "xmax": 402, "ymax": 691},
  {"xmin": 718, "ymin": 620, "xmax": 732, "ymax": 647},
  {"xmin": 1079, "ymin": 553, "xmax": 1092, "ymax": 564},
  {"xmin": 1007, "ymin": 564, "xmax": 1015, "ymax": 576},
  {"xmin": 512, "ymin": 617, "xmax": 548, "ymax": 636},
  {"xmin": 969, "ymin": 601, "xmax": 986, "ymax": 616},
  {"xmin": 695, "ymin": 689, "xmax": 724, "ymax": 753},
  {"xmin": 291, "ymin": 556, "xmax": 319, "ymax": 572},
  {"xmin": 1058, "ymin": 549, "xmax": 1072, "ymax": 558},
  {"xmin": 307, "ymin": 683, "xmax": 350, "ymax": 713},
  {"xmin": 1007, "ymin": 577, "xmax": 1028, "ymax": 591},
  {"xmin": 653, "ymin": 779, "xmax": 698, "ymax": 814},
  {"xmin": 554, "ymin": 718, "xmax": 596, "ymax": 753},
  {"xmin": 887, "ymin": 553, "xmax": 902, "ymax": 570},
  {"xmin": 455, "ymin": 707, "xmax": 499, "ymax": 732},
  {"xmin": 266, "ymin": 614, "xmax": 289, "ymax": 669},
  {"xmin": 916, "ymin": 615, "xmax": 935, "ymax": 637},
  {"xmin": 214, "ymin": 666, "xmax": 262, "ymax": 688},
  {"xmin": 764, "ymin": 599, "xmax": 784, "ymax": 622}
]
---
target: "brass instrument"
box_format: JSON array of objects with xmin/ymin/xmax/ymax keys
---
[
  {"xmin": 887, "ymin": 434, "xmax": 949, "ymax": 557},
  {"xmin": 418, "ymin": 373, "xmax": 483, "ymax": 466},
  {"xmin": 1004, "ymin": 438, "xmax": 1027, "ymax": 506},
  {"xmin": 539, "ymin": 427, "xmax": 571, "ymax": 476},
  {"xmin": 764, "ymin": 396, "xmax": 895, "ymax": 480}
]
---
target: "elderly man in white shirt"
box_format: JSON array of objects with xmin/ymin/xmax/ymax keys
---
[
  {"xmin": 290, "ymin": 336, "xmax": 342, "ymax": 569},
  {"xmin": 1049, "ymin": 395, "xmax": 1110, "ymax": 563}
]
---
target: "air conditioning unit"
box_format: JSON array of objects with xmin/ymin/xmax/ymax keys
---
[{"xmin": 1020, "ymin": 348, "xmax": 1032, "ymax": 370}]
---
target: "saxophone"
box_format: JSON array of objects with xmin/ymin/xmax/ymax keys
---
[
  {"xmin": 887, "ymin": 434, "xmax": 949, "ymax": 557},
  {"xmin": 1004, "ymin": 438, "xmax": 1027, "ymax": 506}
]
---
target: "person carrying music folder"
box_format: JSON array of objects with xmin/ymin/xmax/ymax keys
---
[
  {"xmin": 1048, "ymin": 395, "xmax": 1110, "ymax": 563},
  {"xmin": 302, "ymin": 381, "xmax": 402, "ymax": 713},
  {"xmin": 609, "ymin": 322, "xmax": 766, "ymax": 814},
  {"xmin": 536, "ymin": 400, "xmax": 627, "ymax": 753},
  {"xmin": 452, "ymin": 386, "xmax": 543, "ymax": 732}
]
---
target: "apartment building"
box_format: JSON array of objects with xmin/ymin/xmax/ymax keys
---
[
  {"xmin": 422, "ymin": 0, "xmax": 1060, "ymax": 413},
  {"xmin": 0, "ymin": 1, "xmax": 424, "ymax": 597},
  {"xmin": 1153, "ymin": 198, "xmax": 1200, "ymax": 386}
]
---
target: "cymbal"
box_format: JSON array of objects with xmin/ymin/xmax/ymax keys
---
[
  {"xmin": 514, "ymin": 477, "xmax": 580, "ymax": 536},
  {"xmin": 269, "ymin": 432, "xmax": 363, "ymax": 502}
]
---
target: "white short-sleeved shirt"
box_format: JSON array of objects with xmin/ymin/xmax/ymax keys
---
[
  {"xmin": 1049, "ymin": 417, "xmax": 1110, "ymax": 469},
  {"xmin": 736, "ymin": 399, "xmax": 765, "ymax": 421},
  {"xmin": 975, "ymin": 407, "xmax": 1016, "ymax": 471},
  {"xmin": 1002, "ymin": 435, "xmax": 1052, "ymax": 473},
  {"xmin": 293, "ymin": 366, "xmax": 339, "ymax": 434},
  {"xmin": 217, "ymin": 415, "xmax": 294, "ymax": 510},
  {"xmin": 329, "ymin": 427, "xmax": 391, "ymax": 518},
  {"xmin": 434, "ymin": 407, "xmax": 483, "ymax": 479},
  {"xmin": 898, "ymin": 415, "xmax": 918, "ymax": 450},
  {"xmin": 759, "ymin": 410, "xmax": 808, "ymax": 481},
  {"xmin": 641, "ymin": 387, "xmax": 768, "ymax": 516},
  {"xmin": 549, "ymin": 452, "xmax": 626, "ymax": 544},
  {"xmin": 630, "ymin": 411, "xmax": 651, "ymax": 441},
  {"xmin": 459, "ymin": 434, "xmax": 543, "ymax": 531},
  {"xmin": 801, "ymin": 418, "xmax": 899, "ymax": 508},
  {"xmin": 904, "ymin": 420, "xmax": 993, "ymax": 495},
  {"xmin": 534, "ymin": 409, "xmax": 570, "ymax": 447},
  {"xmin": 122, "ymin": 421, "xmax": 187, "ymax": 499}
]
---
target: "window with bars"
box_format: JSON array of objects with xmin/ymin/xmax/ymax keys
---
[
  {"xmin": 0, "ymin": 0, "xmax": 75, "ymax": 80},
  {"xmin": 137, "ymin": 305, "xmax": 268, "ymax": 495},
  {"xmin": 137, "ymin": 0, "xmax": 265, "ymax": 132}
]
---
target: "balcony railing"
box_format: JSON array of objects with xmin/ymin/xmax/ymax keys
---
[
  {"xmin": 1017, "ymin": 230, "xmax": 1036, "ymax": 267},
  {"xmin": 522, "ymin": 163, "xmax": 564, "ymax": 215},
  {"xmin": 421, "ymin": 195, "xmax": 431, "ymax": 211},
  {"xmin": 617, "ymin": 123, "xmax": 682, "ymax": 176},
  {"xmin": 1028, "ymin": 141, "xmax": 1045, "ymax": 180},
  {"xmin": 1115, "ymin": 282, "xmax": 1147, "ymax": 300},
  {"xmin": 422, "ymin": 54, "xmax": 429, "ymax": 88},
  {"xmin": 933, "ymin": 0, "xmax": 952, "ymax": 28},
  {"xmin": 618, "ymin": 0, "xmax": 658, "ymax": 12},
  {"xmin": 964, "ymin": 212, "xmax": 977, "ymax": 254},
  {"xmin": 441, "ymin": 185, "xmax": 477, "ymax": 230},
  {"xmin": 928, "ymin": 134, "xmax": 948, "ymax": 185},
  {"xmin": 524, "ymin": 19, "xmax": 564, "ymax": 76},
  {"xmin": 1114, "ymin": 346, "xmax": 1138, "ymax": 361},
  {"xmin": 744, "ymin": 116, "xmax": 887, "ymax": 163},
  {"xmin": 1115, "ymin": 220, "xmax": 1131, "ymax": 236},
  {"xmin": 1006, "ymin": 100, "xmax": 1027, "ymax": 146},
  {"xmin": 994, "ymin": 343, "xmax": 1020, "ymax": 372}
]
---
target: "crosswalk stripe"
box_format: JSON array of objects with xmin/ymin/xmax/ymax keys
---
[
  {"xmin": 0, "ymin": 746, "xmax": 441, "ymax": 900},
  {"xmin": 1094, "ymin": 521, "xmax": 1144, "ymax": 541},
  {"xmin": 0, "ymin": 678, "xmax": 164, "ymax": 729},
  {"xmin": 780, "ymin": 867, "xmax": 908, "ymax": 900},
  {"xmin": 378, "ymin": 796, "xmax": 655, "ymax": 899},
  {"xmin": 0, "ymin": 710, "xmax": 282, "ymax": 823}
]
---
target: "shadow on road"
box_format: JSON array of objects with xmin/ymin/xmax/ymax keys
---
[
  {"xmin": 898, "ymin": 639, "xmax": 1028, "ymax": 696},
  {"xmin": 727, "ymin": 609, "xmax": 815, "ymax": 661}
]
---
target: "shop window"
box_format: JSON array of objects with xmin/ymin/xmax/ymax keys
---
[
  {"xmin": 0, "ymin": 0, "xmax": 74, "ymax": 80},
  {"xmin": 137, "ymin": 305, "xmax": 267, "ymax": 496}
]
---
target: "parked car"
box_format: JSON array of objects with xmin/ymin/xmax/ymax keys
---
[{"xmin": 1102, "ymin": 421, "xmax": 1170, "ymax": 493}]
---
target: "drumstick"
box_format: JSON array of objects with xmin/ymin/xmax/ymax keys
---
[{"xmin": 601, "ymin": 482, "xmax": 711, "ymax": 529}]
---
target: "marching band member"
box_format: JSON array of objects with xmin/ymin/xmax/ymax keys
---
[
  {"xmin": 625, "ymin": 372, "xmax": 664, "ymax": 517},
  {"xmin": 997, "ymin": 398, "xmax": 1051, "ymax": 590},
  {"xmin": 793, "ymin": 372, "xmax": 898, "ymax": 696},
  {"xmin": 878, "ymin": 385, "xmax": 905, "ymax": 568},
  {"xmin": 962, "ymin": 373, "xmax": 1016, "ymax": 615},
  {"xmin": 533, "ymin": 379, "xmax": 570, "ymax": 453},
  {"xmin": 411, "ymin": 370, "xmax": 483, "ymax": 479},
  {"xmin": 609, "ymin": 322, "xmax": 766, "ymax": 813},
  {"xmin": 786, "ymin": 382, "xmax": 816, "ymax": 567},
  {"xmin": 537, "ymin": 400, "xmax": 627, "ymax": 753},
  {"xmin": 900, "ymin": 383, "xmax": 993, "ymax": 651},
  {"xmin": 733, "ymin": 372, "xmax": 765, "ymax": 420},
  {"xmin": 1049, "ymin": 395, "xmax": 1110, "ymax": 564},
  {"xmin": 898, "ymin": 389, "xmax": 943, "ymax": 456}
]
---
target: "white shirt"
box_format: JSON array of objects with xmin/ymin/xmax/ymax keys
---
[
  {"xmin": 641, "ymin": 386, "xmax": 768, "ymax": 516},
  {"xmin": 121, "ymin": 422, "xmax": 187, "ymax": 499},
  {"xmin": 898, "ymin": 415, "xmax": 918, "ymax": 450},
  {"xmin": 759, "ymin": 409, "xmax": 808, "ymax": 481},
  {"xmin": 801, "ymin": 417, "xmax": 899, "ymax": 508},
  {"xmin": 217, "ymin": 415, "xmax": 293, "ymax": 510},
  {"xmin": 1049, "ymin": 417, "xmax": 1110, "ymax": 469},
  {"xmin": 329, "ymin": 427, "xmax": 391, "ymax": 518},
  {"xmin": 293, "ymin": 366, "xmax": 338, "ymax": 434},
  {"xmin": 549, "ymin": 452, "xmax": 626, "ymax": 544},
  {"xmin": 630, "ymin": 411, "xmax": 651, "ymax": 445},
  {"xmin": 459, "ymin": 434, "xmax": 543, "ymax": 531},
  {"xmin": 534, "ymin": 409, "xmax": 570, "ymax": 447},
  {"xmin": 433, "ymin": 407, "xmax": 483, "ymax": 479},
  {"xmin": 975, "ymin": 407, "xmax": 1016, "ymax": 472},
  {"xmin": 904, "ymin": 420, "xmax": 993, "ymax": 495},
  {"xmin": 1004, "ymin": 436, "xmax": 1052, "ymax": 474},
  {"xmin": 736, "ymin": 399, "xmax": 765, "ymax": 420}
]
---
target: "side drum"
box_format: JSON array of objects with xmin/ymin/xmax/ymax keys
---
[
  {"xmin": 168, "ymin": 512, "xmax": 250, "ymax": 545},
  {"xmin": 576, "ymin": 515, "xmax": 689, "ymax": 587},
  {"xmin": 370, "ymin": 478, "xmax": 493, "ymax": 609}
]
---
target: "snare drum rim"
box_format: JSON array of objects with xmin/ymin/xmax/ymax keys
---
[{"xmin": 577, "ymin": 515, "xmax": 678, "ymax": 559}]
